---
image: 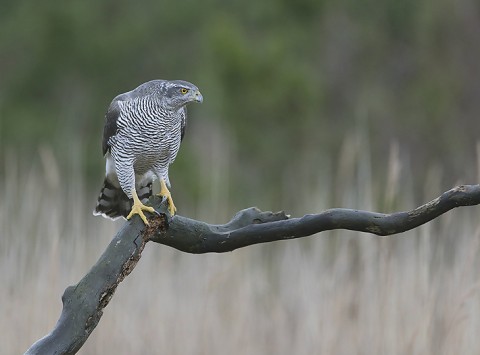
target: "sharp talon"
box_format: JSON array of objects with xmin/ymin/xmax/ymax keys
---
[
  {"xmin": 157, "ymin": 179, "xmax": 177, "ymax": 216},
  {"xmin": 127, "ymin": 200, "xmax": 155, "ymax": 225},
  {"xmin": 164, "ymin": 195, "xmax": 177, "ymax": 216}
]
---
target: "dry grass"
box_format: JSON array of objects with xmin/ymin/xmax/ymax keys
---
[{"xmin": 2, "ymin": 138, "xmax": 480, "ymax": 355}]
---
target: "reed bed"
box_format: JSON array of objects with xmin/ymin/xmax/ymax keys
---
[{"xmin": 2, "ymin": 136, "xmax": 480, "ymax": 355}]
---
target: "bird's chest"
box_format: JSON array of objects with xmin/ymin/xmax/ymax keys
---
[
  {"xmin": 147, "ymin": 118, "xmax": 182, "ymax": 151},
  {"xmin": 132, "ymin": 117, "xmax": 181, "ymax": 164},
  {"xmin": 113, "ymin": 107, "xmax": 183, "ymax": 169}
]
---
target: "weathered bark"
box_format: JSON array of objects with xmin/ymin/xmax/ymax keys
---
[{"xmin": 26, "ymin": 184, "xmax": 480, "ymax": 354}]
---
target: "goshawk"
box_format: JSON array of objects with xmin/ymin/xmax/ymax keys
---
[{"xmin": 93, "ymin": 79, "xmax": 203, "ymax": 224}]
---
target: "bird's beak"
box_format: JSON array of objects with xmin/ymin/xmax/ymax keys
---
[{"xmin": 194, "ymin": 90, "xmax": 203, "ymax": 103}]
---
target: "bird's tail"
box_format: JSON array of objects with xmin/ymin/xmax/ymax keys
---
[{"xmin": 93, "ymin": 178, "xmax": 153, "ymax": 220}]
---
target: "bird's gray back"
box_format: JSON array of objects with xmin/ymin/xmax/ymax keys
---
[{"xmin": 113, "ymin": 80, "xmax": 168, "ymax": 103}]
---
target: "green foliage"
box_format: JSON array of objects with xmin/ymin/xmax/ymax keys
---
[{"xmin": 0, "ymin": 0, "xmax": 479, "ymax": 207}]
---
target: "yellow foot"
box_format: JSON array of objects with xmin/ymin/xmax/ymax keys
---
[
  {"xmin": 127, "ymin": 190, "xmax": 155, "ymax": 225},
  {"xmin": 158, "ymin": 179, "xmax": 177, "ymax": 216}
]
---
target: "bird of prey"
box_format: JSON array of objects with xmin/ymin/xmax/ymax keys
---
[{"xmin": 93, "ymin": 79, "xmax": 203, "ymax": 224}]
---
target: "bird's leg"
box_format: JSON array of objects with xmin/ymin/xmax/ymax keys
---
[
  {"xmin": 126, "ymin": 189, "xmax": 155, "ymax": 225},
  {"xmin": 157, "ymin": 179, "xmax": 177, "ymax": 216}
]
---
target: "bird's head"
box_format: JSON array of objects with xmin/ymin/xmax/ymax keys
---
[{"xmin": 163, "ymin": 80, "xmax": 203, "ymax": 110}]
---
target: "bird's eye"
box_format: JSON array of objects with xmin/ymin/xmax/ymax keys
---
[{"xmin": 180, "ymin": 88, "xmax": 189, "ymax": 94}]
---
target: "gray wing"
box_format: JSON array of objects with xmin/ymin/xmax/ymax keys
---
[
  {"xmin": 181, "ymin": 106, "xmax": 187, "ymax": 142},
  {"xmin": 102, "ymin": 100, "xmax": 121, "ymax": 155},
  {"xmin": 102, "ymin": 81, "xmax": 167, "ymax": 155}
]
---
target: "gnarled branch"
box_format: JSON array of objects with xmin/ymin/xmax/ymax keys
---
[{"xmin": 26, "ymin": 184, "xmax": 480, "ymax": 354}]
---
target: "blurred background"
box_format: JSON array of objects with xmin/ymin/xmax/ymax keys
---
[{"xmin": 1, "ymin": 0, "xmax": 480, "ymax": 354}]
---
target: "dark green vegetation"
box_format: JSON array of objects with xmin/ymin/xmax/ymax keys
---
[{"xmin": 1, "ymin": 0, "xmax": 478, "ymax": 212}]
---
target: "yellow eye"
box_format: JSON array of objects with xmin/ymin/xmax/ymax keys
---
[{"xmin": 180, "ymin": 88, "xmax": 189, "ymax": 94}]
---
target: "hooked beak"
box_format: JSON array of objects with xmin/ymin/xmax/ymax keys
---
[{"xmin": 194, "ymin": 90, "xmax": 203, "ymax": 103}]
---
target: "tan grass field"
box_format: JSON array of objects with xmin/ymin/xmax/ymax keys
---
[{"xmin": 2, "ymin": 140, "xmax": 480, "ymax": 355}]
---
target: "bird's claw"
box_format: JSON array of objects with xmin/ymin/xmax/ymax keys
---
[
  {"xmin": 165, "ymin": 195, "xmax": 177, "ymax": 216},
  {"xmin": 127, "ymin": 202, "xmax": 155, "ymax": 225},
  {"xmin": 157, "ymin": 194, "xmax": 176, "ymax": 216},
  {"xmin": 157, "ymin": 181, "xmax": 177, "ymax": 216}
]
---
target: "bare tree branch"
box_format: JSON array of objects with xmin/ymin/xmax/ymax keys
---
[{"xmin": 26, "ymin": 184, "xmax": 480, "ymax": 354}]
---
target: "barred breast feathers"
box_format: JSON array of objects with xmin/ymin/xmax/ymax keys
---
[{"xmin": 107, "ymin": 95, "xmax": 185, "ymax": 177}]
